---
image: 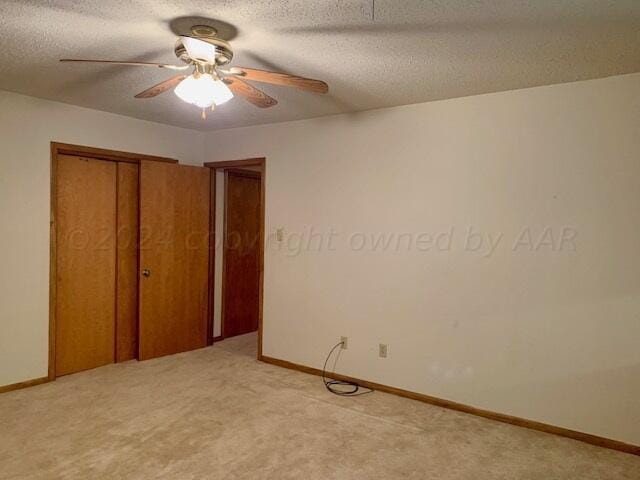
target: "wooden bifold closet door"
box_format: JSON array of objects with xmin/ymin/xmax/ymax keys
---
[
  {"xmin": 55, "ymin": 155, "xmax": 139, "ymax": 376},
  {"xmin": 115, "ymin": 163, "xmax": 139, "ymax": 362},
  {"xmin": 138, "ymin": 161, "xmax": 210, "ymax": 360},
  {"xmin": 55, "ymin": 155, "xmax": 118, "ymax": 376}
]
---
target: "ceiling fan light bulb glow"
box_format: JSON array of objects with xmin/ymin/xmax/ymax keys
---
[{"xmin": 174, "ymin": 74, "xmax": 233, "ymax": 109}]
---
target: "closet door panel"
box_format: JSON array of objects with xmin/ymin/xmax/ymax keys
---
[
  {"xmin": 55, "ymin": 154, "xmax": 117, "ymax": 376},
  {"xmin": 138, "ymin": 161, "xmax": 210, "ymax": 360},
  {"xmin": 116, "ymin": 162, "xmax": 139, "ymax": 362}
]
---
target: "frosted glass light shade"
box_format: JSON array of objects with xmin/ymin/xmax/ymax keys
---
[{"xmin": 174, "ymin": 74, "xmax": 233, "ymax": 108}]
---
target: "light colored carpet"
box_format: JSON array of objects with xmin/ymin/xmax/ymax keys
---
[{"xmin": 1, "ymin": 333, "xmax": 638, "ymax": 479}]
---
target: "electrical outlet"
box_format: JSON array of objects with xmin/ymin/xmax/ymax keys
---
[
  {"xmin": 379, "ymin": 344, "xmax": 388, "ymax": 358},
  {"xmin": 340, "ymin": 336, "xmax": 348, "ymax": 349},
  {"xmin": 276, "ymin": 228, "xmax": 284, "ymax": 242}
]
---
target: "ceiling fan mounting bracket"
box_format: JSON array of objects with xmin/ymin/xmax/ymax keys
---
[{"xmin": 190, "ymin": 25, "xmax": 217, "ymax": 37}]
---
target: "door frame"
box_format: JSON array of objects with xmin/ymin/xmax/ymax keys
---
[
  {"xmin": 203, "ymin": 158, "xmax": 265, "ymax": 359},
  {"xmin": 49, "ymin": 142, "xmax": 178, "ymax": 380}
]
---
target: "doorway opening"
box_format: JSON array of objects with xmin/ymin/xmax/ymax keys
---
[{"xmin": 205, "ymin": 158, "xmax": 265, "ymax": 359}]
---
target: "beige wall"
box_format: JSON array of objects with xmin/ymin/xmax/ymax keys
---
[
  {"xmin": 204, "ymin": 73, "xmax": 640, "ymax": 445},
  {"xmin": 0, "ymin": 90, "xmax": 204, "ymax": 387}
]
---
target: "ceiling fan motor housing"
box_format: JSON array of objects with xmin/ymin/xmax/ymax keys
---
[{"xmin": 174, "ymin": 36, "xmax": 233, "ymax": 66}]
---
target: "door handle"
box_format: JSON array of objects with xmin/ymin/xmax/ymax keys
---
[{"xmin": 142, "ymin": 269, "xmax": 151, "ymax": 277}]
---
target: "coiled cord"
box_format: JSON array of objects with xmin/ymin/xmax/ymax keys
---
[{"xmin": 322, "ymin": 342, "xmax": 373, "ymax": 397}]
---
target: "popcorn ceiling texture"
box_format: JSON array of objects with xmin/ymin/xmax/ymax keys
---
[
  {"xmin": 0, "ymin": 0, "xmax": 638, "ymax": 131},
  {"xmin": 1, "ymin": 333, "xmax": 639, "ymax": 479}
]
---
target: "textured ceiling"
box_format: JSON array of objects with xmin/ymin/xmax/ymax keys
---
[{"xmin": 0, "ymin": 1, "xmax": 638, "ymax": 131}]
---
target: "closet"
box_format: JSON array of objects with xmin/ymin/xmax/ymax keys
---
[{"xmin": 51, "ymin": 144, "xmax": 210, "ymax": 377}]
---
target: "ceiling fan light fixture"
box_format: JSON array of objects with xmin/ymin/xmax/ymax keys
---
[{"xmin": 174, "ymin": 74, "xmax": 233, "ymax": 109}]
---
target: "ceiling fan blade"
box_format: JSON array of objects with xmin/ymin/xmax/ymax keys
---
[
  {"xmin": 230, "ymin": 67, "xmax": 328, "ymax": 94},
  {"xmin": 134, "ymin": 75, "xmax": 187, "ymax": 99},
  {"xmin": 60, "ymin": 59, "xmax": 189, "ymax": 70},
  {"xmin": 224, "ymin": 78, "xmax": 277, "ymax": 108},
  {"xmin": 180, "ymin": 36, "xmax": 217, "ymax": 63}
]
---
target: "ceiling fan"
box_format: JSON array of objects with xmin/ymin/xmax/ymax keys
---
[{"xmin": 60, "ymin": 25, "xmax": 329, "ymax": 119}]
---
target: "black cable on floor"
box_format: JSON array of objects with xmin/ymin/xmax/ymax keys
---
[{"xmin": 322, "ymin": 342, "xmax": 373, "ymax": 397}]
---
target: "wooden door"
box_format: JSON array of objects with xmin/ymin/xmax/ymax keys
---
[
  {"xmin": 138, "ymin": 161, "xmax": 210, "ymax": 360},
  {"xmin": 115, "ymin": 162, "xmax": 139, "ymax": 362},
  {"xmin": 55, "ymin": 154, "xmax": 116, "ymax": 375},
  {"xmin": 223, "ymin": 170, "xmax": 261, "ymax": 338}
]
